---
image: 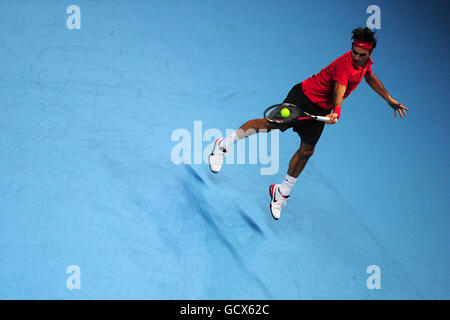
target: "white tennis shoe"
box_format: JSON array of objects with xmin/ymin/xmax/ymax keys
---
[
  {"xmin": 269, "ymin": 184, "xmax": 289, "ymax": 220},
  {"xmin": 208, "ymin": 138, "xmax": 226, "ymax": 173}
]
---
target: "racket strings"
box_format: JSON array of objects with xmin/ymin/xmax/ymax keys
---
[{"xmin": 267, "ymin": 104, "xmax": 301, "ymax": 122}]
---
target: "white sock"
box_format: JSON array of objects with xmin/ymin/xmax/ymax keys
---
[
  {"xmin": 279, "ymin": 174, "xmax": 297, "ymax": 196},
  {"xmin": 220, "ymin": 130, "xmax": 239, "ymax": 151}
]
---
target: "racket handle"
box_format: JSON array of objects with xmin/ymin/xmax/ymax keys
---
[{"xmin": 314, "ymin": 115, "xmax": 330, "ymax": 122}]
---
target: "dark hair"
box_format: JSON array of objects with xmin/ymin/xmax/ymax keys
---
[{"xmin": 351, "ymin": 27, "xmax": 377, "ymax": 50}]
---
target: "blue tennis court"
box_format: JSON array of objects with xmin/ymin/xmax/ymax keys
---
[{"xmin": 0, "ymin": 0, "xmax": 448, "ymax": 299}]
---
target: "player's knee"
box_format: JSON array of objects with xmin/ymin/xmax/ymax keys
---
[
  {"xmin": 300, "ymin": 145, "xmax": 315, "ymax": 158},
  {"xmin": 256, "ymin": 118, "xmax": 275, "ymax": 131}
]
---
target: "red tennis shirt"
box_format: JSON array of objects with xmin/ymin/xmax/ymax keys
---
[{"xmin": 302, "ymin": 51, "xmax": 373, "ymax": 110}]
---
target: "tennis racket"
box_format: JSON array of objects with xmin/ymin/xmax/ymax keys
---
[{"xmin": 264, "ymin": 103, "xmax": 330, "ymax": 124}]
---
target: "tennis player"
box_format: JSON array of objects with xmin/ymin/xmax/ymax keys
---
[{"xmin": 209, "ymin": 27, "xmax": 408, "ymax": 220}]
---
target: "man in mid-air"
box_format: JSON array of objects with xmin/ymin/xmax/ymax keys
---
[{"xmin": 209, "ymin": 27, "xmax": 408, "ymax": 220}]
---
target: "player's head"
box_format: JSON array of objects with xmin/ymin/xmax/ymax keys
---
[{"xmin": 350, "ymin": 27, "xmax": 377, "ymax": 66}]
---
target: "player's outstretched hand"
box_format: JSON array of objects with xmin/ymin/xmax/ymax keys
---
[
  {"xmin": 325, "ymin": 113, "xmax": 338, "ymax": 124},
  {"xmin": 388, "ymin": 98, "xmax": 408, "ymax": 118}
]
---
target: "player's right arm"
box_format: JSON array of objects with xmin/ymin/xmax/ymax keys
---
[{"xmin": 326, "ymin": 82, "xmax": 346, "ymax": 124}]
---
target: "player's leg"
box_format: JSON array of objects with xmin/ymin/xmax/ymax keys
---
[
  {"xmin": 269, "ymin": 120, "xmax": 324, "ymax": 220},
  {"xmin": 222, "ymin": 118, "xmax": 277, "ymax": 150},
  {"xmin": 286, "ymin": 142, "xmax": 315, "ymax": 178},
  {"xmin": 209, "ymin": 118, "xmax": 279, "ymax": 173},
  {"xmin": 238, "ymin": 118, "xmax": 277, "ymax": 137}
]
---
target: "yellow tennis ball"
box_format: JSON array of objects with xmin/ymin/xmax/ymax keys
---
[{"xmin": 281, "ymin": 107, "xmax": 290, "ymax": 118}]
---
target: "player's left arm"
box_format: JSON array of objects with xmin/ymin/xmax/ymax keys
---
[{"xmin": 365, "ymin": 72, "xmax": 409, "ymax": 118}]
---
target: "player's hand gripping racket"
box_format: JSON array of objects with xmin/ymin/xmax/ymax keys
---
[{"xmin": 264, "ymin": 103, "xmax": 330, "ymax": 124}]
